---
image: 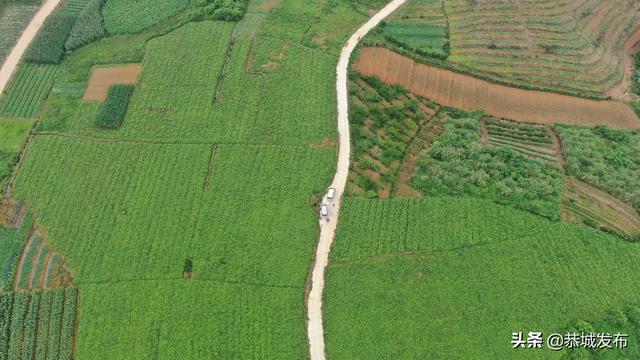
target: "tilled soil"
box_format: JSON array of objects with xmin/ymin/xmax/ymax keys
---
[
  {"xmin": 82, "ymin": 64, "xmax": 142, "ymax": 101},
  {"xmin": 355, "ymin": 47, "xmax": 640, "ymax": 130}
]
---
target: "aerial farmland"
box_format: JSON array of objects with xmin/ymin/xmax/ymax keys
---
[{"xmin": 0, "ymin": 0, "xmax": 639, "ymax": 359}]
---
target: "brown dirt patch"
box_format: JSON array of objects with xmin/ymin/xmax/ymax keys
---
[
  {"xmin": 83, "ymin": 64, "xmax": 142, "ymax": 101},
  {"xmin": 355, "ymin": 47, "xmax": 640, "ymax": 130}
]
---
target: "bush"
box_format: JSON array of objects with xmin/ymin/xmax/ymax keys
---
[
  {"xmin": 95, "ymin": 84, "xmax": 134, "ymax": 129},
  {"xmin": 24, "ymin": 13, "xmax": 76, "ymax": 64},
  {"xmin": 65, "ymin": 0, "xmax": 107, "ymax": 51}
]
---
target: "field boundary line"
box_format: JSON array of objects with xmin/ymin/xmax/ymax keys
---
[
  {"xmin": 75, "ymin": 276, "xmax": 302, "ymax": 290},
  {"xmin": 305, "ymin": 1, "xmax": 408, "ymax": 359},
  {"xmin": 204, "ymin": 144, "xmax": 217, "ymax": 192}
]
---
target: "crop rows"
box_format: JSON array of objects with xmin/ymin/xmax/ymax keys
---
[
  {"xmin": 0, "ymin": 64, "xmax": 58, "ymax": 119},
  {"xmin": 326, "ymin": 196, "xmax": 640, "ymax": 358},
  {"xmin": 0, "ymin": 4, "xmax": 39, "ymax": 64},
  {"xmin": 384, "ymin": 0, "xmax": 448, "ymax": 59},
  {"xmin": 484, "ymin": 117, "xmax": 560, "ymax": 163},
  {"xmin": 101, "ymin": 0, "xmax": 189, "ymax": 35},
  {"xmin": 562, "ymin": 177, "xmax": 640, "ymax": 240},
  {"xmin": 442, "ymin": 0, "xmax": 640, "ymax": 96},
  {"xmin": 0, "ymin": 288, "xmax": 76, "ymax": 360}
]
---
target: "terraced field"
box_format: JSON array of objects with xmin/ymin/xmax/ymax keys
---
[
  {"xmin": 347, "ymin": 74, "xmax": 442, "ymax": 198},
  {"xmin": 562, "ymin": 177, "xmax": 640, "ymax": 241},
  {"xmin": 444, "ymin": 0, "xmax": 640, "ymax": 97},
  {"xmin": 483, "ymin": 117, "xmax": 562, "ymax": 163}
]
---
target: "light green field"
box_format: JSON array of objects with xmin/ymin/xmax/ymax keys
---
[
  {"xmin": 0, "ymin": 119, "xmax": 31, "ymax": 152},
  {"xmin": 325, "ymin": 196, "xmax": 640, "ymax": 359}
]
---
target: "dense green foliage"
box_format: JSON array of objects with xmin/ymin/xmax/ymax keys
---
[
  {"xmin": 0, "ymin": 288, "xmax": 76, "ymax": 359},
  {"xmin": 64, "ymin": 0, "xmax": 106, "ymax": 51},
  {"xmin": 94, "ymin": 84, "xmax": 134, "ymax": 129},
  {"xmin": 0, "ymin": 4, "xmax": 39, "ymax": 63},
  {"xmin": 24, "ymin": 12, "xmax": 76, "ymax": 64},
  {"xmin": 556, "ymin": 125, "xmax": 640, "ymax": 213},
  {"xmin": 325, "ymin": 196, "xmax": 640, "ymax": 359},
  {"xmin": 101, "ymin": 0, "xmax": 189, "ymax": 34},
  {"xmin": 0, "ymin": 64, "xmax": 57, "ymax": 119},
  {"xmin": 413, "ymin": 111, "xmax": 564, "ymax": 219},
  {"xmin": 632, "ymin": 52, "xmax": 640, "ymax": 95}
]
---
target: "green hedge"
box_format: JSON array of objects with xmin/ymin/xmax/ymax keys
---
[
  {"xmin": 65, "ymin": 0, "xmax": 107, "ymax": 51},
  {"xmin": 24, "ymin": 12, "xmax": 76, "ymax": 64},
  {"xmin": 94, "ymin": 84, "xmax": 134, "ymax": 129}
]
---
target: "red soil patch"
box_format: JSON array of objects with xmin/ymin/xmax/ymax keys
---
[
  {"xmin": 83, "ymin": 64, "xmax": 142, "ymax": 101},
  {"xmin": 355, "ymin": 48, "xmax": 640, "ymax": 130}
]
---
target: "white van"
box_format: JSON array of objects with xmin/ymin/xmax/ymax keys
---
[
  {"xmin": 327, "ymin": 188, "xmax": 336, "ymax": 200},
  {"xmin": 320, "ymin": 204, "xmax": 328, "ymax": 217}
]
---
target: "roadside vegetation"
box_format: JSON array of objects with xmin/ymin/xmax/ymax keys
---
[{"xmin": 0, "ymin": 2, "xmax": 39, "ymax": 64}]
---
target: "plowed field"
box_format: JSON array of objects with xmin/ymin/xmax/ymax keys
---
[
  {"xmin": 83, "ymin": 64, "xmax": 141, "ymax": 101},
  {"xmin": 355, "ymin": 47, "xmax": 640, "ymax": 129}
]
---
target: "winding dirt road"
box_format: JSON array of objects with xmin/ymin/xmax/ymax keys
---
[
  {"xmin": 305, "ymin": 1, "xmax": 407, "ymax": 359},
  {"xmin": 0, "ymin": 0, "xmax": 62, "ymax": 96}
]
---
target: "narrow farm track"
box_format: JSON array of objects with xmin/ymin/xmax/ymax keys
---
[
  {"xmin": 305, "ymin": 1, "xmax": 407, "ymax": 359},
  {"xmin": 0, "ymin": 0, "xmax": 62, "ymax": 95}
]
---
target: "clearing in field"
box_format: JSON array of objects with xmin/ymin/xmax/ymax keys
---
[
  {"xmin": 13, "ymin": 230, "xmax": 73, "ymax": 290},
  {"xmin": 354, "ymin": 47, "xmax": 640, "ymax": 129},
  {"xmin": 82, "ymin": 64, "xmax": 142, "ymax": 101}
]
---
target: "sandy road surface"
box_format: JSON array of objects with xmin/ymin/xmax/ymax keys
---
[
  {"xmin": 305, "ymin": 1, "xmax": 407, "ymax": 359},
  {"xmin": 0, "ymin": 0, "xmax": 62, "ymax": 96}
]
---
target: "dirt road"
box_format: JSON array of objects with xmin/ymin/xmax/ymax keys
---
[
  {"xmin": 305, "ymin": 1, "xmax": 407, "ymax": 359},
  {"xmin": 0, "ymin": 0, "xmax": 62, "ymax": 96}
]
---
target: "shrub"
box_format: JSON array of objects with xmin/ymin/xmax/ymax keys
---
[
  {"xmin": 65, "ymin": 0, "xmax": 107, "ymax": 51},
  {"xmin": 94, "ymin": 84, "xmax": 134, "ymax": 129},
  {"xmin": 24, "ymin": 13, "xmax": 76, "ymax": 64}
]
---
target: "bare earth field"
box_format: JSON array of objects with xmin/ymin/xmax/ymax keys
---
[
  {"xmin": 82, "ymin": 64, "xmax": 142, "ymax": 101},
  {"xmin": 355, "ymin": 47, "xmax": 640, "ymax": 130}
]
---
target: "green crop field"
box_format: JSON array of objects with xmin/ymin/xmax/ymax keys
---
[
  {"xmin": 0, "ymin": 288, "xmax": 78, "ymax": 360},
  {"xmin": 325, "ymin": 196, "xmax": 640, "ymax": 359},
  {"xmin": 0, "ymin": 64, "xmax": 58, "ymax": 119},
  {"xmin": 101, "ymin": 0, "xmax": 189, "ymax": 34},
  {"xmin": 0, "ymin": 3, "xmax": 39, "ymax": 64},
  {"xmin": 382, "ymin": 0, "xmax": 448, "ymax": 59},
  {"xmin": 0, "ymin": 0, "xmax": 375, "ymax": 356}
]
